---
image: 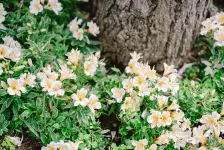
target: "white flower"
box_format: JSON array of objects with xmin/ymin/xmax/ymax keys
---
[
  {"xmin": 29, "ymin": 0, "xmax": 43, "ymax": 15},
  {"xmin": 166, "ymin": 100, "xmax": 179, "ymax": 111},
  {"xmin": 148, "ymin": 144, "xmax": 157, "ymax": 150},
  {"xmin": 161, "ymin": 111, "xmax": 172, "ymax": 126},
  {"xmin": 88, "ymin": 94, "xmax": 101, "ymax": 113},
  {"xmin": 87, "ymin": 21, "xmax": 100, "ymax": 36},
  {"xmin": 163, "ymin": 63, "xmax": 177, "ymax": 76},
  {"xmin": 200, "ymin": 18, "xmax": 213, "ymax": 35},
  {"xmin": 111, "ymin": 88, "xmax": 125, "ymax": 103},
  {"xmin": 48, "ymin": 81, "xmax": 64, "ymax": 96},
  {"xmin": 169, "ymin": 125, "xmax": 192, "ymax": 149},
  {"xmin": 155, "ymin": 132, "xmax": 170, "ymax": 145},
  {"xmin": 72, "ymin": 88, "xmax": 89, "ymax": 107},
  {"xmin": 157, "ymin": 95, "xmax": 168, "ymax": 109},
  {"xmin": 20, "ymin": 73, "xmax": 36, "ymax": 87},
  {"xmin": 147, "ymin": 111, "xmax": 162, "ymax": 128},
  {"xmin": 8, "ymin": 136, "xmax": 22, "ymax": 147},
  {"xmin": 121, "ymin": 97, "xmax": 133, "ymax": 111},
  {"xmin": 69, "ymin": 18, "xmax": 82, "ymax": 33},
  {"xmin": 73, "ymin": 28, "xmax": 84, "ymax": 40},
  {"xmin": 133, "ymin": 76, "xmax": 146, "ymax": 88},
  {"xmin": 66, "ymin": 49, "xmax": 82, "ymax": 69},
  {"xmin": 132, "ymin": 139, "xmax": 148, "ymax": 150},
  {"xmin": 7, "ymin": 78, "xmax": 26, "ymax": 96},
  {"xmin": 40, "ymin": 78, "xmax": 54, "ymax": 91},
  {"xmin": 84, "ymin": 61, "xmax": 97, "ymax": 76},
  {"xmin": 47, "ymin": 0, "xmax": 62, "ymax": 15},
  {"xmin": 138, "ymin": 83, "xmax": 150, "ymax": 97},
  {"xmin": 59, "ymin": 64, "xmax": 76, "ymax": 81},
  {"xmin": 214, "ymin": 26, "xmax": 224, "ymax": 46},
  {"xmin": 200, "ymin": 111, "xmax": 220, "ymax": 128},
  {"xmin": 156, "ymin": 77, "xmax": 169, "ymax": 92},
  {"xmin": 69, "ymin": 141, "xmax": 83, "ymax": 150},
  {"xmin": 190, "ymin": 125, "xmax": 209, "ymax": 145},
  {"xmin": 170, "ymin": 110, "xmax": 184, "ymax": 122},
  {"xmin": 0, "ymin": 44, "xmax": 10, "ymax": 59},
  {"xmin": 214, "ymin": 12, "xmax": 224, "ymax": 25},
  {"xmin": 122, "ymin": 78, "xmax": 134, "ymax": 92}
]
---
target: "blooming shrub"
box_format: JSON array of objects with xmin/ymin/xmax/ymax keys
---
[{"xmin": 0, "ymin": 1, "xmax": 224, "ymax": 150}]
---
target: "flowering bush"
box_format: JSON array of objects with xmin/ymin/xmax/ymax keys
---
[{"xmin": 0, "ymin": 1, "xmax": 224, "ymax": 150}]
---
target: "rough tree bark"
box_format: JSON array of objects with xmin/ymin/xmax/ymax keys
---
[{"xmin": 92, "ymin": 0, "xmax": 212, "ymax": 71}]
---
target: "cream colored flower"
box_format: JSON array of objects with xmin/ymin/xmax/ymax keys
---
[
  {"xmin": 180, "ymin": 118, "xmax": 191, "ymax": 130},
  {"xmin": 200, "ymin": 112, "xmax": 220, "ymax": 128},
  {"xmin": 133, "ymin": 76, "xmax": 146, "ymax": 88},
  {"xmin": 111, "ymin": 88, "xmax": 125, "ymax": 103},
  {"xmin": 163, "ymin": 63, "xmax": 177, "ymax": 76},
  {"xmin": 0, "ymin": 44, "xmax": 10, "ymax": 59},
  {"xmin": 161, "ymin": 111, "xmax": 172, "ymax": 126},
  {"xmin": 145, "ymin": 67, "xmax": 157, "ymax": 81},
  {"xmin": 122, "ymin": 78, "xmax": 134, "ymax": 92},
  {"xmin": 170, "ymin": 110, "xmax": 184, "ymax": 122},
  {"xmin": 138, "ymin": 83, "xmax": 150, "ymax": 97},
  {"xmin": 88, "ymin": 94, "xmax": 101, "ymax": 113},
  {"xmin": 47, "ymin": 0, "xmax": 62, "ymax": 15},
  {"xmin": 87, "ymin": 21, "xmax": 100, "ymax": 36},
  {"xmin": 72, "ymin": 88, "xmax": 89, "ymax": 107},
  {"xmin": 169, "ymin": 124, "xmax": 192, "ymax": 149},
  {"xmin": 66, "ymin": 49, "xmax": 82, "ymax": 69},
  {"xmin": 156, "ymin": 77, "xmax": 169, "ymax": 92},
  {"xmin": 215, "ymin": 12, "xmax": 224, "ymax": 25},
  {"xmin": 48, "ymin": 81, "xmax": 64, "ymax": 96},
  {"xmin": 148, "ymin": 144, "xmax": 157, "ymax": 150},
  {"xmin": 132, "ymin": 139, "xmax": 148, "ymax": 150},
  {"xmin": 155, "ymin": 132, "xmax": 169, "ymax": 145},
  {"xmin": 1, "ymin": 81, "xmax": 8, "ymax": 89},
  {"xmin": 157, "ymin": 95, "xmax": 168, "ymax": 109},
  {"xmin": 40, "ymin": 78, "xmax": 54, "ymax": 92},
  {"xmin": 69, "ymin": 18, "xmax": 82, "ymax": 33},
  {"xmin": 29, "ymin": 0, "xmax": 43, "ymax": 15},
  {"xmin": 73, "ymin": 28, "xmax": 84, "ymax": 40},
  {"xmin": 59, "ymin": 64, "xmax": 76, "ymax": 81},
  {"xmin": 147, "ymin": 111, "xmax": 162, "ymax": 128},
  {"xmin": 125, "ymin": 60, "xmax": 139, "ymax": 74},
  {"xmin": 121, "ymin": 97, "xmax": 133, "ymax": 111},
  {"xmin": 214, "ymin": 27, "xmax": 224, "ymax": 46},
  {"xmin": 190, "ymin": 125, "xmax": 209, "ymax": 145},
  {"xmin": 7, "ymin": 78, "xmax": 26, "ymax": 96},
  {"xmin": 20, "ymin": 73, "xmax": 36, "ymax": 87},
  {"xmin": 84, "ymin": 61, "xmax": 97, "ymax": 76},
  {"xmin": 69, "ymin": 141, "xmax": 83, "ymax": 150},
  {"xmin": 41, "ymin": 141, "xmax": 59, "ymax": 150},
  {"xmin": 166, "ymin": 100, "xmax": 179, "ymax": 111}
]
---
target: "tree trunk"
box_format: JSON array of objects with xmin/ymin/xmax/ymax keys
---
[{"xmin": 92, "ymin": 0, "xmax": 211, "ymax": 71}]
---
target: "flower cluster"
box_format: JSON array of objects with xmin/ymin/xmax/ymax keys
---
[
  {"xmin": 200, "ymin": 12, "xmax": 224, "ymax": 46},
  {"xmin": 37, "ymin": 65, "xmax": 68, "ymax": 97},
  {"xmin": 69, "ymin": 18, "xmax": 100, "ymax": 40},
  {"xmin": 110, "ymin": 52, "xmax": 179, "ymax": 115},
  {"xmin": 0, "ymin": 36, "xmax": 22, "ymax": 62},
  {"xmin": 66, "ymin": 49, "xmax": 103, "ymax": 76},
  {"xmin": 0, "ymin": 3, "xmax": 7, "ymax": 29},
  {"xmin": 29, "ymin": 0, "xmax": 62, "ymax": 15},
  {"xmin": 41, "ymin": 140, "xmax": 87, "ymax": 150},
  {"xmin": 1, "ymin": 73, "xmax": 36, "ymax": 96},
  {"xmin": 71, "ymin": 88, "xmax": 102, "ymax": 113}
]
